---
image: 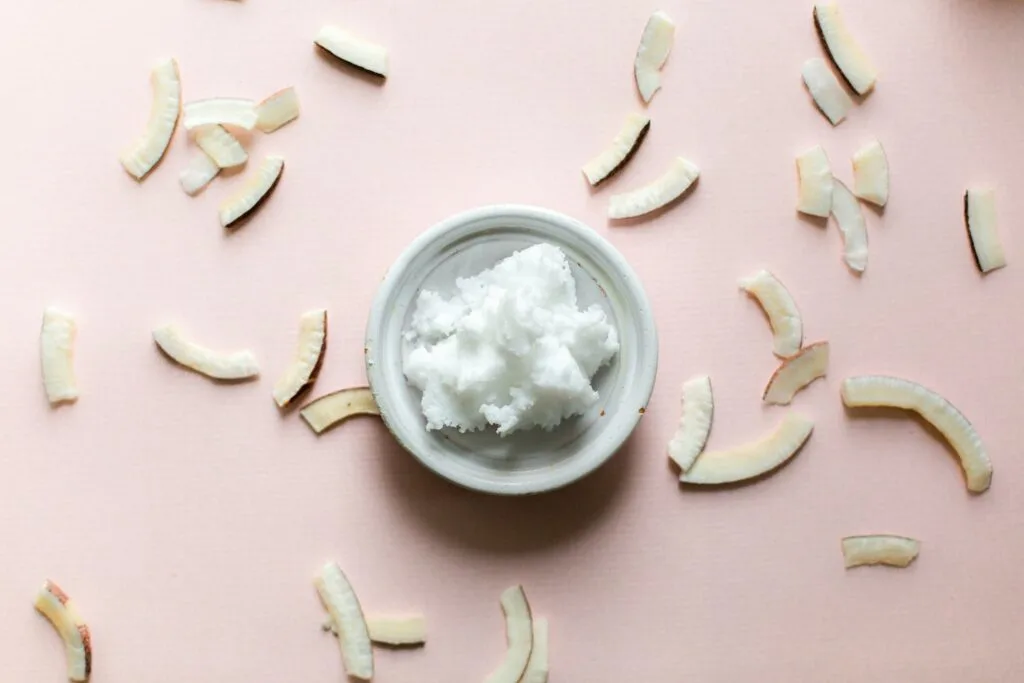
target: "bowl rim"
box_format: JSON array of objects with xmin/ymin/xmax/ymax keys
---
[{"xmin": 365, "ymin": 203, "xmax": 658, "ymax": 494}]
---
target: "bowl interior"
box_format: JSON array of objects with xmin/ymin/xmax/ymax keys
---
[{"xmin": 366, "ymin": 206, "xmax": 657, "ymax": 494}]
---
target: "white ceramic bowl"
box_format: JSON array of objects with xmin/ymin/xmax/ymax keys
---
[{"xmin": 365, "ymin": 205, "xmax": 658, "ymax": 494}]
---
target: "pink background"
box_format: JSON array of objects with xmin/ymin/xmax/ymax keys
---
[{"xmin": 3, "ymin": 0, "xmax": 1023, "ymax": 680}]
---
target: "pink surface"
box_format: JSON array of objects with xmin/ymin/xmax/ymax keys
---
[{"xmin": 3, "ymin": 0, "xmax": 1024, "ymax": 680}]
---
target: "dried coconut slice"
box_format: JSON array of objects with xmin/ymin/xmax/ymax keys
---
[
  {"xmin": 273, "ymin": 309, "xmax": 328, "ymax": 407},
  {"xmin": 964, "ymin": 188, "xmax": 1006, "ymax": 273},
  {"xmin": 183, "ymin": 98, "xmax": 257, "ymax": 131},
  {"xmin": 485, "ymin": 586, "xmax": 533, "ymax": 683},
  {"xmin": 801, "ymin": 58, "xmax": 853, "ymax": 126},
  {"xmin": 668, "ymin": 375, "xmax": 713, "ymax": 471},
  {"xmin": 581, "ymin": 113, "xmax": 650, "ymax": 186},
  {"xmin": 814, "ymin": 2, "xmax": 878, "ymax": 96},
  {"xmin": 796, "ymin": 145, "xmax": 834, "ymax": 217},
  {"xmin": 219, "ymin": 156, "xmax": 284, "ymax": 228},
  {"xmin": 179, "ymin": 152, "xmax": 220, "ymax": 195},
  {"xmin": 681, "ymin": 412, "xmax": 814, "ymax": 485},
  {"xmin": 152, "ymin": 324, "xmax": 259, "ymax": 380},
  {"xmin": 34, "ymin": 581, "xmax": 91, "ymax": 682},
  {"xmin": 831, "ymin": 179, "xmax": 868, "ymax": 272},
  {"xmin": 315, "ymin": 562, "xmax": 373, "ymax": 680},
  {"xmin": 608, "ymin": 157, "xmax": 699, "ymax": 219},
  {"xmin": 634, "ymin": 11, "xmax": 675, "ymax": 103},
  {"xmin": 41, "ymin": 307, "xmax": 78, "ymax": 404},
  {"xmin": 119, "ymin": 58, "xmax": 181, "ymax": 180},
  {"xmin": 852, "ymin": 139, "xmax": 889, "ymax": 207},
  {"xmin": 842, "ymin": 535, "xmax": 920, "ymax": 568},
  {"xmin": 315, "ymin": 25, "xmax": 389, "ymax": 77},
  {"xmin": 194, "ymin": 125, "xmax": 247, "ymax": 168},
  {"xmin": 523, "ymin": 617, "xmax": 549, "ymax": 683},
  {"xmin": 763, "ymin": 341, "xmax": 829, "ymax": 405},
  {"xmin": 738, "ymin": 270, "xmax": 803, "ymax": 358},
  {"xmin": 299, "ymin": 387, "xmax": 380, "ymax": 434},
  {"xmin": 256, "ymin": 87, "xmax": 300, "ymax": 133},
  {"xmin": 365, "ymin": 615, "xmax": 426, "ymax": 646},
  {"xmin": 841, "ymin": 376, "xmax": 992, "ymax": 492}
]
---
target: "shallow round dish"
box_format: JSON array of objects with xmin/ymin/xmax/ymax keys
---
[{"xmin": 365, "ymin": 204, "xmax": 658, "ymax": 495}]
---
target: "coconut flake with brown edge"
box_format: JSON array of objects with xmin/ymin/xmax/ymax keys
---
[
  {"xmin": 763, "ymin": 341, "xmax": 830, "ymax": 406},
  {"xmin": 840, "ymin": 375, "xmax": 992, "ymax": 493},
  {"xmin": 219, "ymin": 156, "xmax": 284, "ymax": 228},
  {"xmin": 964, "ymin": 188, "xmax": 1006, "ymax": 273},
  {"xmin": 485, "ymin": 586, "xmax": 534, "ymax": 683},
  {"xmin": 813, "ymin": 2, "xmax": 878, "ymax": 96},
  {"xmin": 34, "ymin": 581, "xmax": 92, "ymax": 682},
  {"xmin": 365, "ymin": 615, "xmax": 426, "ymax": 646},
  {"xmin": 581, "ymin": 113, "xmax": 650, "ymax": 186},
  {"xmin": 315, "ymin": 25, "xmax": 389, "ymax": 77}
]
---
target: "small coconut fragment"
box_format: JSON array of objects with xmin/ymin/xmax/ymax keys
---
[
  {"xmin": 523, "ymin": 617, "xmax": 549, "ymax": 683},
  {"xmin": 634, "ymin": 10, "xmax": 675, "ymax": 103},
  {"xmin": 299, "ymin": 387, "xmax": 380, "ymax": 434},
  {"xmin": 608, "ymin": 157, "xmax": 699, "ymax": 219},
  {"xmin": 852, "ymin": 139, "xmax": 889, "ymax": 207},
  {"xmin": 831, "ymin": 179, "xmax": 868, "ymax": 272},
  {"xmin": 842, "ymin": 535, "xmax": 920, "ymax": 568},
  {"xmin": 193, "ymin": 125, "xmax": 247, "ymax": 169},
  {"xmin": 34, "ymin": 581, "xmax": 91, "ymax": 682},
  {"xmin": 668, "ymin": 375, "xmax": 714, "ymax": 472},
  {"xmin": 814, "ymin": 2, "xmax": 878, "ymax": 96},
  {"xmin": 796, "ymin": 145, "xmax": 834, "ymax": 217},
  {"xmin": 964, "ymin": 188, "xmax": 1006, "ymax": 273},
  {"xmin": 179, "ymin": 152, "xmax": 220, "ymax": 195},
  {"xmin": 41, "ymin": 307, "xmax": 78, "ymax": 404},
  {"xmin": 273, "ymin": 309, "xmax": 328, "ymax": 408},
  {"xmin": 152, "ymin": 324, "xmax": 259, "ymax": 380},
  {"xmin": 256, "ymin": 87, "xmax": 300, "ymax": 133},
  {"xmin": 485, "ymin": 586, "xmax": 533, "ymax": 683},
  {"xmin": 763, "ymin": 341, "xmax": 829, "ymax": 405},
  {"xmin": 681, "ymin": 412, "xmax": 814, "ymax": 485},
  {"xmin": 581, "ymin": 113, "xmax": 651, "ymax": 186},
  {"xmin": 182, "ymin": 98, "xmax": 258, "ymax": 131},
  {"xmin": 365, "ymin": 615, "xmax": 426, "ymax": 646},
  {"xmin": 315, "ymin": 562, "xmax": 373, "ymax": 680},
  {"xmin": 218, "ymin": 156, "xmax": 285, "ymax": 228},
  {"xmin": 801, "ymin": 58, "xmax": 853, "ymax": 126},
  {"xmin": 738, "ymin": 270, "xmax": 803, "ymax": 358},
  {"xmin": 119, "ymin": 58, "xmax": 181, "ymax": 180},
  {"xmin": 841, "ymin": 375, "xmax": 992, "ymax": 493},
  {"xmin": 315, "ymin": 25, "xmax": 389, "ymax": 77}
]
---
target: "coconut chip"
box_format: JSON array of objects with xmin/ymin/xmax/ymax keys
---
[{"xmin": 841, "ymin": 375, "xmax": 992, "ymax": 492}]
